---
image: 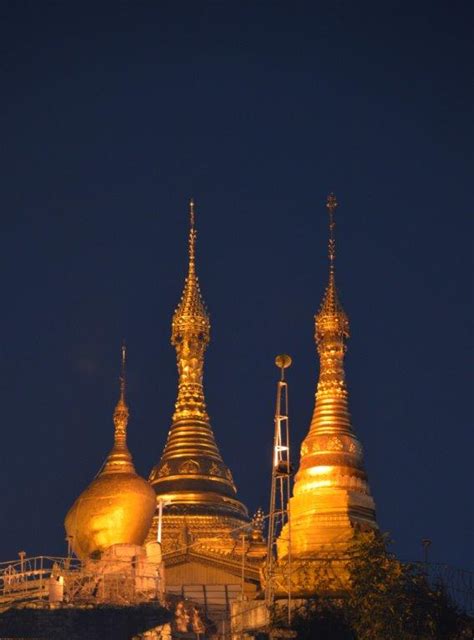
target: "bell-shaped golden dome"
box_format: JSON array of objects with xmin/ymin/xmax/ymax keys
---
[
  {"xmin": 65, "ymin": 348, "xmax": 156, "ymax": 559},
  {"xmin": 149, "ymin": 201, "xmax": 249, "ymax": 532}
]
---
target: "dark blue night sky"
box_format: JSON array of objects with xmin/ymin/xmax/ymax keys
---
[{"xmin": 0, "ymin": 2, "xmax": 471, "ymax": 569}]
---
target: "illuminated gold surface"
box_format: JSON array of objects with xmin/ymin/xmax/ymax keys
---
[
  {"xmin": 278, "ymin": 194, "xmax": 377, "ymax": 570},
  {"xmin": 65, "ymin": 348, "xmax": 156, "ymax": 559},
  {"xmin": 148, "ymin": 200, "xmax": 248, "ymax": 553}
]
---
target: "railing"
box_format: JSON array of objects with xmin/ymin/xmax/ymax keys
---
[
  {"xmin": 0, "ymin": 554, "xmax": 164, "ymax": 611},
  {"xmin": 0, "ymin": 555, "xmax": 80, "ymax": 577},
  {"xmin": 0, "ymin": 556, "xmax": 77, "ymax": 609},
  {"xmin": 166, "ymin": 583, "xmax": 241, "ymax": 621},
  {"xmin": 0, "ymin": 555, "xmax": 471, "ymax": 620}
]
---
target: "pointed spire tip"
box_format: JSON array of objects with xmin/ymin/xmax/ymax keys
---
[
  {"xmin": 315, "ymin": 191, "xmax": 349, "ymax": 340},
  {"xmin": 119, "ymin": 342, "xmax": 127, "ymax": 402},
  {"xmin": 326, "ymin": 193, "xmax": 337, "ymax": 265},
  {"xmin": 189, "ymin": 198, "xmax": 195, "ymax": 230},
  {"xmin": 326, "ymin": 193, "xmax": 338, "ymax": 213}
]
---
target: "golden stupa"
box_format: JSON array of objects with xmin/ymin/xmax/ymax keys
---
[
  {"xmin": 277, "ymin": 194, "xmax": 377, "ymax": 594},
  {"xmin": 65, "ymin": 347, "xmax": 156, "ymax": 560},
  {"xmin": 147, "ymin": 201, "xmax": 263, "ymax": 592}
]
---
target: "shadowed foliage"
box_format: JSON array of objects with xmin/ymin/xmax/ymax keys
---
[{"xmin": 286, "ymin": 531, "xmax": 473, "ymax": 640}]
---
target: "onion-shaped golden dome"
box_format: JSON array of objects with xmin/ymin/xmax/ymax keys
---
[{"xmin": 65, "ymin": 348, "xmax": 156, "ymax": 559}]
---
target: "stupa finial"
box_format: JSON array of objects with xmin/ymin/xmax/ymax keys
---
[
  {"xmin": 172, "ymin": 199, "xmax": 209, "ymax": 330},
  {"xmin": 316, "ymin": 193, "xmax": 349, "ymax": 345},
  {"xmin": 310, "ymin": 194, "xmax": 351, "ymax": 433},
  {"xmin": 170, "ymin": 200, "xmax": 210, "ymax": 422},
  {"xmin": 103, "ymin": 344, "xmax": 133, "ymax": 473}
]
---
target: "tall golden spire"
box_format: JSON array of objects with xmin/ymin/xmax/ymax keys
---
[
  {"xmin": 170, "ymin": 198, "xmax": 211, "ymax": 422},
  {"xmin": 277, "ymin": 194, "xmax": 377, "ymax": 570},
  {"xmin": 172, "ymin": 198, "xmax": 209, "ymax": 325},
  {"xmin": 149, "ymin": 200, "xmax": 248, "ymax": 524},
  {"xmin": 311, "ymin": 193, "xmax": 351, "ymax": 435}
]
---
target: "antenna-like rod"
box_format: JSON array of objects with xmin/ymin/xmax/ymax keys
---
[
  {"xmin": 326, "ymin": 192, "xmax": 338, "ymax": 269},
  {"xmin": 189, "ymin": 197, "xmax": 195, "ymax": 229},
  {"xmin": 120, "ymin": 342, "xmax": 127, "ymax": 402},
  {"xmin": 188, "ymin": 198, "xmax": 196, "ymax": 274}
]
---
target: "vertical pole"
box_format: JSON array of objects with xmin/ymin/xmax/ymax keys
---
[
  {"xmin": 265, "ymin": 355, "xmax": 293, "ymax": 628},
  {"xmin": 157, "ymin": 500, "xmax": 163, "ymax": 544},
  {"xmin": 40, "ymin": 556, "xmax": 44, "ymax": 600},
  {"xmin": 241, "ymin": 533, "xmax": 247, "ymax": 640},
  {"xmin": 241, "ymin": 533, "xmax": 246, "ymax": 599},
  {"xmin": 285, "ymin": 382, "xmax": 292, "ymax": 628},
  {"xmin": 19, "ymin": 551, "xmax": 25, "ymax": 574},
  {"xmin": 203, "ymin": 584, "xmax": 208, "ymax": 618}
]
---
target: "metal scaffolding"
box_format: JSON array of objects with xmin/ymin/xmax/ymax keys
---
[{"xmin": 264, "ymin": 354, "xmax": 293, "ymax": 624}]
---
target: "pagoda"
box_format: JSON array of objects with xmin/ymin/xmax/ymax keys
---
[
  {"xmin": 65, "ymin": 346, "xmax": 156, "ymax": 560},
  {"xmin": 276, "ymin": 194, "xmax": 378, "ymax": 596},
  {"xmin": 148, "ymin": 200, "xmax": 266, "ymax": 595}
]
